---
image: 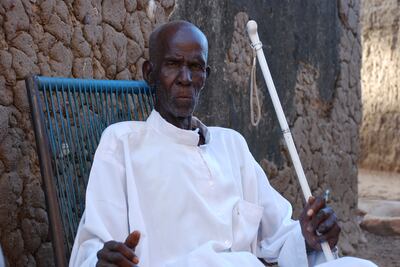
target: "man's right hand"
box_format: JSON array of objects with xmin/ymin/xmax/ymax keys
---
[{"xmin": 96, "ymin": 231, "xmax": 141, "ymax": 267}]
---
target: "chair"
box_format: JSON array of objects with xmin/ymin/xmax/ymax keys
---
[{"xmin": 25, "ymin": 76, "xmax": 154, "ymax": 267}]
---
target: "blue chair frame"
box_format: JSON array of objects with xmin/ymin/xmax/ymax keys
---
[{"xmin": 25, "ymin": 76, "xmax": 154, "ymax": 266}]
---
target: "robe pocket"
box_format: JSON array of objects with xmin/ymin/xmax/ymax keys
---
[{"xmin": 231, "ymin": 199, "xmax": 263, "ymax": 252}]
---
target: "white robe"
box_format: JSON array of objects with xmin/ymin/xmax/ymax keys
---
[{"xmin": 69, "ymin": 110, "xmax": 376, "ymax": 267}]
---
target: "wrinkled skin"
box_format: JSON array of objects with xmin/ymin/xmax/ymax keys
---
[
  {"xmin": 96, "ymin": 231, "xmax": 140, "ymax": 267},
  {"xmin": 300, "ymin": 196, "xmax": 341, "ymax": 251},
  {"xmin": 143, "ymin": 21, "xmax": 210, "ymax": 130}
]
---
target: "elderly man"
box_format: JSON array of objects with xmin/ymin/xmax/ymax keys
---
[{"xmin": 70, "ymin": 21, "xmax": 376, "ymax": 267}]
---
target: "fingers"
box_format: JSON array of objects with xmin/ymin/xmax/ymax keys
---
[
  {"xmin": 125, "ymin": 231, "xmax": 141, "ymax": 249},
  {"xmin": 300, "ymin": 193, "xmax": 341, "ymax": 251},
  {"xmin": 97, "ymin": 240, "xmax": 138, "ymax": 267},
  {"xmin": 302, "ymin": 196, "xmax": 327, "ymax": 232},
  {"xmin": 97, "ymin": 249, "xmax": 136, "ymax": 267},
  {"xmin": 96, "ymin": 262, "xmax": 119, "ymax": 267},
  {"xmin": 306, "ymin": 195, "xmax": 325, "ymax": 217},
  {"xmin": 309, "ymin": 207, "xmax": 334, "ymax": 233},
  {"xmin": 300, "ymin": 196, "xmax": 314, "ymax": 222},
  {"xmin": 125, "ymin": 231, "xmax": 141, "ymax": 264},
  {"xmin": 316, "ymin": 208, "xmax": 336, "ymax": 234},
  {"xmin": 110, "ymin": 241, "xmax": 137, "ymax": 262},
  {"xmin": 316, "ymin": 222, "xmax": 341, "ymax": 249}
]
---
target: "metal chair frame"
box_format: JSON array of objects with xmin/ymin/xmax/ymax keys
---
[{"xmin": 25, "ymin": 76, "xmax": 154, "ymax": 267}]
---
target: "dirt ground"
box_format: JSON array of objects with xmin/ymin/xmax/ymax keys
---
[
  {"xmin": 351, "ymin": 169, "xmax": 400, "ymax": 267},
  {"xmin": 352, "ymin": 230, "xmax": 400, "ymax": 267}
]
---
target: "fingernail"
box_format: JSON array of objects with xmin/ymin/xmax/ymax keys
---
[
  {"xmin": 132, "ymin": 256, "xmax": 139, "ymax": 264},
  {"xmin": 307, "ymin": 209, "xmax": 313, "ymax": 216}
]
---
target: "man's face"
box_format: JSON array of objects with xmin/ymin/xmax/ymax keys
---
[{"xmin": 150, "ymin": 27, "xmax": 209, "ymax": 119}]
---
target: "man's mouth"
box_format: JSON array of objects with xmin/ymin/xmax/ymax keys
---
[{"xmin": 175, "ymin": 95, "xmax": 192, "ymax": 100}]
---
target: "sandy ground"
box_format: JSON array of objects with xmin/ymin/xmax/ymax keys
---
[
  {"xmin": 351, "ymin": 169, "xmax": 400, "ymax": 267},
  {"xmin": 358, "ymin": 169, "xmax": 400, "ymax": 201}
]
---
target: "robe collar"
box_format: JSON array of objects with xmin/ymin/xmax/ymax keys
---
[{"xmin": 147, "ymin": 110, "xmax": 211, "ymax": 146}]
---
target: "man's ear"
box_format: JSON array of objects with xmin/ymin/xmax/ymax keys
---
[
  {"xmin": 142, "ymin": 60, "xmax": 153, "ymax": 84},
  {"xmin": 206, "ymin": 66, "xmax": 211, "ymax": 78}
]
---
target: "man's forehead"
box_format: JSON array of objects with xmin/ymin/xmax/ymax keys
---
[
  {"xmin": 162, "ymin": 25, "xmax": 207, "ymax": 47},
  {"xmin": 166, "ymin": 29, "xmax": 207, "ymax": 50},
  {"xmin": 154, "ymin": 21, "xmax": 206, "ymax": 40},
  {"xmin": 149, "ymin": 21, "xmax": 208, "ymax": 62}
]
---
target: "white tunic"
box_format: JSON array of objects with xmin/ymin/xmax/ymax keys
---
[{"xmin": 69, "ymin": 110, "xmax": 375, "ymax": 267}]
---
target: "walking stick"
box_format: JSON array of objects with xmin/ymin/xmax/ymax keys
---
[{"xmin": 246, "ymin": 20, "xmax": 335, "ymax": 262}]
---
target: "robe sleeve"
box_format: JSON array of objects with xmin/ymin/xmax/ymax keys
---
[
  {"xmin": 254, "ymin": 162, "xmax": 309, "ymax": 266},
  {"xmin": 235, "ymin": 132, "xmax": 309, "ymax": 267},
  {"xmin": 69, "ymin": 128, "xmax": 129, "ymax": 267}
]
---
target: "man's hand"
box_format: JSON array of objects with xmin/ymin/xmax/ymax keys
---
[
  {"xmin": 299, "ymin": 196, "xmax": 341, "ymax": 252},
  {"xmin": 96, "ymin": 231, "xmax": 141, "ymax": 267}
]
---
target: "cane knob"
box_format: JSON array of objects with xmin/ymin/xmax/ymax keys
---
[
  {"xmin": 246, "ymin": 20, "xmax": 258, "ymax": 36},
  {"xmin": 247, "ymin": 20, "xmax": 262, "ymax": 50}
]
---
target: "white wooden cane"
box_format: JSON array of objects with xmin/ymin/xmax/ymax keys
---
[{"xmin": 246, "ymin": 20, "xmax": 335, "ymax": 262}]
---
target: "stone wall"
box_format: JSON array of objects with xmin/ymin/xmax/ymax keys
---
[
  {"xmin": 360, "ymin": 0, "xmax": 400, "ymax": 173},
  {"xmin": 173, "ymin": 0, "xmax": 363, "ymax": 255},
  {"xmin": 0, "ymin": 0, "xmax": 174, "ymax": 266},
  {"xmin": 0, "ymin": 0, "xmax": 362, "ymax": 266}
]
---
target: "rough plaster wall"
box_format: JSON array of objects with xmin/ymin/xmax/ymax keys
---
[
  {"xmin": 223, "ymin": 4, "xmax": 362, "ymax": 254},
  {"xmin": 172, "ymin": 0, "xmax": 362, "ymax": 255},
  {"xmin": 360, "ymin": 0, "xmax": 400, "ymax": 173},
  {"xmin": 0, "ymin": 0, "xmax": 175, "ymax": 266}
]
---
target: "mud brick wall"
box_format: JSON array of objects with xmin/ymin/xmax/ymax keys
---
[
  {"xmin": 0, "ymin": 0, "xmax": 362, "ymax": 266},
  {"xmin": 173, "ymin": 0, "xmax": 363, "ymax": 255},
  {"xmin": 360, "ymin": 0, "xmax": 400, "ymax": 173},
  {"xmin": 0, "ymin": 0, "xmax": 174, "ymax": 266}
]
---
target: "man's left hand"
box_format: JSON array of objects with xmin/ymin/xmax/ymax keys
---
[{"xmin": 299, "ymin": 195, "xmax": 341, "ymax": 251}]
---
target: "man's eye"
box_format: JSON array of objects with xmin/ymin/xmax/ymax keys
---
[
  {"xmin": 166, "ymin": 61, "xmax": 179, "ymax": 66},
  {"xmin": 190, "ymin": 63, "xmax": 204, "ymax": 71}
]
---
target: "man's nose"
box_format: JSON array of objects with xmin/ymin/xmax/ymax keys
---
[{"xmin": 177, "ymin": 66, "xmax": 192, "ymax": 85}]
